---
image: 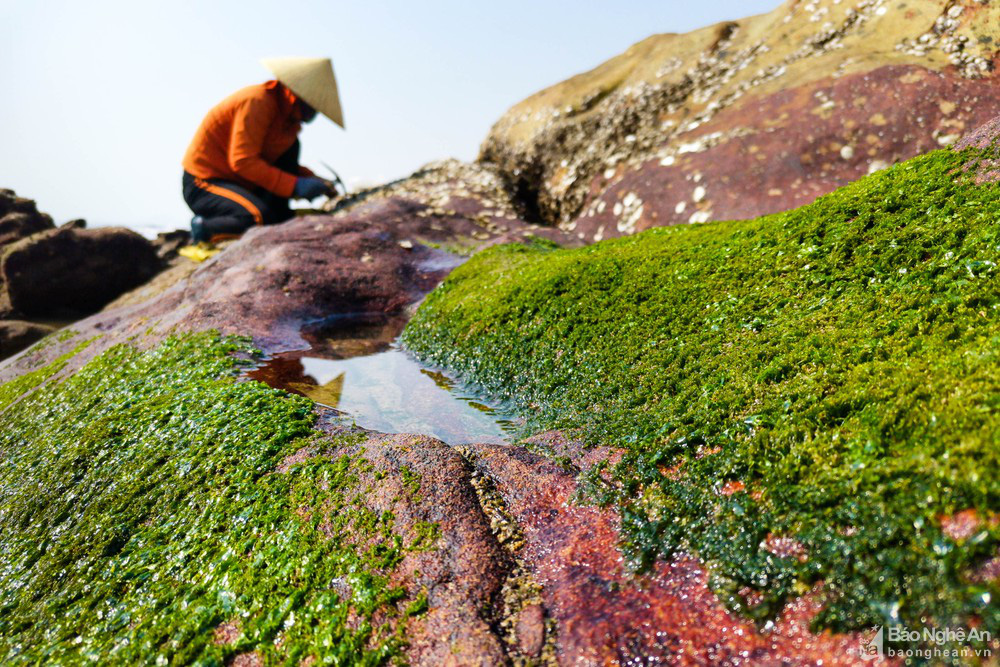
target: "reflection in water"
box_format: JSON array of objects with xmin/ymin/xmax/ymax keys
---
[
  {"xmin": 288, "ymin": 372, "xmax": 344, "ymax": 409},
  {"xmin": 300, "ymin": 349, "xmax": 512, "ymax": 444},
  {"xmin": 246, "ymin": 314, "xmax": 515, "ymax": 445}
]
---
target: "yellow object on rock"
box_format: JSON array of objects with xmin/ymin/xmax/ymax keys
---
[{"xmin": 178, "ymin": 243, "xmax": 221, "ymax": 263}]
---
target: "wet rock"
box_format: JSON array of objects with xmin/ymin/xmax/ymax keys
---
[
  {"xmin": 4, "ymin": 172, "xmax": 578, "ymax": 366},
  {"xmin": 0, "ymin": 152, "xmax": 897, "ymax": 661},
  {"xmin": 0, "ymin": 319, "xmax": 55, "ymax": 360},
  {"xmin": 0, "ymin": 189, "xmax": 54, "ymax": 249},
  {"xmin": 954, "ymin": 112, "xmax": 1000, "ymax": 183},
  {"xmin": 482, "ymin": 0, "xmax": 1000, "ymax": 240},
  {"xmin": 0, "ymin": 169, "xmax": 586, "ymax": 660},
  {"xmin": 0, "ymin": 226, "xmax": 160, "ymax": 319},
  {"xmin": 465, "ymin": 440, "xmax": 871, "ymax": 665},
  {"xmin": 305, "ymin": 429, "xmax": 510, "ymax": 666},
  {"xmin": 514, "ymin": 603, "xmax": 545, "ymax": 658}
]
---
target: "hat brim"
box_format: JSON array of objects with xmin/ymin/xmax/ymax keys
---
[{"xmin": 262, "ymin": 57, "xmax": 344, "ymax": 129}]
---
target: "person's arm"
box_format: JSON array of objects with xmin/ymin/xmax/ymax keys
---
[
  {"xmin": 228, "ymin": 97, "xmax": 299, "ymax": 197},
  {"xmin": 297, "ymin": 165, "xmax": 316, "ymax": 177}
]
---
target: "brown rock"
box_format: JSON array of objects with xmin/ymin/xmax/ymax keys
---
[
  {"xmin": 954, "ymin": 113, "xmax": 1000, "ymax": 183},
  {"xmin": 514, "ymin": 603, "xmax": 545, "ymax": 658},
  {"xmin": 0, "ymin": 319, "xmax": 55, "ymax": 361},
  {"xmin": 1, "ymin": 183, "xmax": 576, "ymax": 362},
  {"xmin": 481, "ymin": 0, "xmax": 1000, "ymax": 240},
  {"xmin": 302, "ymin": 428, "xmax": 510, "ymax": 666},
  {"xmin": 150, "ymin": 229, "xmax": 191, "ymax": 259},
  {"xmin": 0, "ymin": 226, "xmax": 160, "ymax": 319},
  {"xmin": 0, "ymin": 212, "xmax": 54, "ymax": 250},
  {"xmin": 0, "ymin": 190, "xmax": 55, "ymax": 249}
]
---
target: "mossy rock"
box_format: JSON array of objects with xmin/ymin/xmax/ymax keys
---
[
  {"xmin": 0, "ymin": 333, "xmax": 423, "ymax": 664},
  {"xmin": 403, "ymin": 148, "xmax": 1000, "ymax": 640}
]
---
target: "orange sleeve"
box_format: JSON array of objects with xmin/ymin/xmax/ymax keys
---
[
  {"xmin": 228, "ymin": 97, "xmax": 299, "ymax": 198},
  {"xmin": 297, "ymin": 165, "xmax": 316, "ymax": 177}
]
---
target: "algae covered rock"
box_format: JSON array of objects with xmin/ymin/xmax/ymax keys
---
[
  {"xmin": 403, "ymin": 140, "xmax": 1000, "ymax": 644},
  {"xmin": 0, "ymin": 333, "xmax": 509, "ymax": 664},
  {"xmin": 0, "ymin": 173, "xmax": 579, "ymax": 664},
  {"xmin": 6, "ymin": 130, "xmax": 999, "ymax": 660},
  {"xmin": 481, "ymin": 0, "xmax": 1000, "ymax": 240}
]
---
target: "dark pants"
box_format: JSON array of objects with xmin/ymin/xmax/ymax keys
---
[{"xmin": 182, "ymin": 141, "xmax": 300, "ymax": 239}]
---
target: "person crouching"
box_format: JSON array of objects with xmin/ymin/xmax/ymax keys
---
[{"xmin": 181, "ymin": 57, "xmax": 344, "ymax": 243}]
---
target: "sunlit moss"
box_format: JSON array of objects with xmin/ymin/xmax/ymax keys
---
[
  {"xmin": 403, "ymin": 148, "xmax": 1000, "ymax": 641},
  {"xmin": 0, "ymin": 337, "xmax": 91, "ymax": 412},
  {"xmin": 0, "ymin": 332, "xmax": 426, "ymax": 664}
]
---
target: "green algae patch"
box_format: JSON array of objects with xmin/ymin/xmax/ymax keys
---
[
  {"xmin": 0, "ymin": 332, "xmax": 420, "ymax": 664},
  {"xmin": 403, "ymin": 149, "xmax": 1000, "ymax": 638},
  {"xmin": 0, "ymin": 337, "xmax": 90, "ymax": 412}
]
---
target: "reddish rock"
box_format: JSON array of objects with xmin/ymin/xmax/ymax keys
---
[
  {"xmin": 514, "ymin": 603, "xmax": 545, "ymax": 658},
  {"xmin": 0, "ymin": 172, "xmax": 577, "ymax": 376},
  {"xmin": 573, "ymin": 65, "xmax": 1000, "ymax": 241},
  {"xmin": 954, "ymin": 112, "xmax": 1000, "ymax": 183},
  {"xmin": 303, "ymin": 428, "xmax": 509, "ymax": 666},
  {"xmin": 465, "ymin": 440, "xmax": 883, "ymax": 665},
  {"xmin": 481, "ymin": 0, "xmax": 1000, "ymax": 240},
  {"xmin": 939, "ymin": 508, "xmax": 996, "ymax": 542},
  {"xmin": 762, "ymin": 534, "xmax": 809, "ymax": 563},
  {"xmin": 971, "ymin": 554, "xmax": 1000, "ymax": 584}
]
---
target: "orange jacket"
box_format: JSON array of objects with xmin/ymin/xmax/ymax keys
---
[{"xmin": 182, "ymin": 81, "xmax": 315, "ymax": 198}]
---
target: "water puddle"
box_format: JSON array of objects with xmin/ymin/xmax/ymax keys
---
[{"xmin": 246, "ymin": 313, "xmax": 516, "ymax": 445}]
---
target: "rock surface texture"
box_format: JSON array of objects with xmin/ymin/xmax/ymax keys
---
[
  {"xmin": 481, "ymin": 0, "xmax": 1000, "ymax": 240},
  {"xmin": 12, "ymin": 3, "xmax": 1000, "ymax": 660},
  {"xmin": 0, "ymin": 225, "xmax": 160, "ymax": 319},
  {"xmin": 0, "ymin": 190, "xmax": 165, "ymax": 360},
  {"xmin": 0, "ymin": 158, "xmax": 901, "ymax": 664}
]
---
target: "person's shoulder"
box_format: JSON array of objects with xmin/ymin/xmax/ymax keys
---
[{"xmin": 231, "ymin": 82, "xmax": 280, "ymax": 108}]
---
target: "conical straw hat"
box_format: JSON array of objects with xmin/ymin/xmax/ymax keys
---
[{"xmin": 261, "ymin": 57, "xmax": 344, "ymax": 128}]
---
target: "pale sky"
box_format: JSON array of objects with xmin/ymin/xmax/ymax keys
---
[{"xmin": 0, "ymin": 0, "xmax": 781, "ymax": 235}]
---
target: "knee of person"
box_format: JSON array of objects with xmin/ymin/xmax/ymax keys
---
[
  {"xmin": 202, "ymin": 214, "xmax": 257, "ymax": 236},
  {"xmin": 263, "ymin": 208, "xmax": 293, "ymax": 226}
]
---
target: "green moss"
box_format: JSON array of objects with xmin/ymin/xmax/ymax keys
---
[
  {"xmin": 0, "ymin": 332, "xmax": 424, "ymax": 664},
  {"xmin": 0, "ymin": 338, "xmax": 91, "ymax": 412},
  {"xmin": 403, "ymin": 149, "xmax": 1000, "ymax": 641}
]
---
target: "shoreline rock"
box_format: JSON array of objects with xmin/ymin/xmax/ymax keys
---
[{"xmin": 481, "ymin": 0, "xmax": 1000, "ymax": 240}]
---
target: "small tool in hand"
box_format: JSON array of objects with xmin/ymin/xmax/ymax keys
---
[{"xmin": 320, "ymin": 161, "xmax": 346, "ymax": 197}]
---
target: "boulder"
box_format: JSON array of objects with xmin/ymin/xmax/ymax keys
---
[
  {"xmin": 481, "ymin": 0, "xmax": 1000, "ymax": 240},
  {"xmin": 0, "ymin": 189, "xmax": 54, "ymax": 249},
  {"xmin": 0, "ymin": 171, "xmax": 584, "ymax": 664},
  {"xmin": 0, "ymin": 319, "xmax": 55, "ymax": 360},
  {"xmin": 151, "ymin": 229, "xmax": 191, "ymax": 259},
  {"xmin": 0, "ymin": 226, "xmax": 160, "ymax": 319}
]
